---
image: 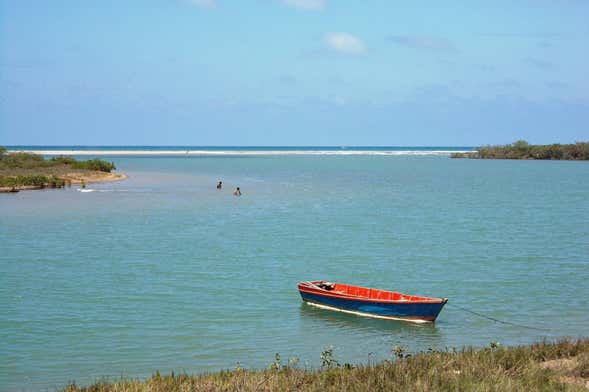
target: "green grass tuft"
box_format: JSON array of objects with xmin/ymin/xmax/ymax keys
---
[{"xmin": 62, "ymin": 339, "xmax": 589, "ymax": 392}]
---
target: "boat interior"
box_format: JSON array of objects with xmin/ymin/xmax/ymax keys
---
[{"xmin": 309, "ymin": 281, "xmax": 436, "ymax": 302}]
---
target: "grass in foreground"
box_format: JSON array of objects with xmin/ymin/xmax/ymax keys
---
[
  {"xmin": 64, "ymin": 339, "xmax": 589, "ymax": 392},
  {"xmin": 451, "ymin": 140, "xmax": 589, "ymax": 160}
]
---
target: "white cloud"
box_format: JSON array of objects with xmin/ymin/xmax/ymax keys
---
[
  {"xmin": 323, "ymin": 32, "xmax": 366, "ymax": 55},
  {"xmin": 188, "ymin": 0, "xmax": 217, "ymax": 9},
  {"xmin": 282, "ymin": 0, "xmax": 326, "ymax": 11}
]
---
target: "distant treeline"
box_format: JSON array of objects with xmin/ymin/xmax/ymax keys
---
[
  {"xmin": 0, "ymin": 147, "xmax": 116, "ymax": 172},
  {"xmin": 451, "ymin": 140, "xmax": 589, "ymax": 160}
]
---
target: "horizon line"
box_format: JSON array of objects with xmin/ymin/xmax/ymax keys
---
[{"xmin": 5, "ymin": 144, "xmax": 477, "ymax": 148}]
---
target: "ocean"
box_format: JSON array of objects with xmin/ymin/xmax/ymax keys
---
[{"xmin": 1, "ymin": 147, "xmax": 588, "ymax": 391}]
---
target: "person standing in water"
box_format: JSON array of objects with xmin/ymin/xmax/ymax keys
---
[
  {"xmin": 233, "ymin": 187, "xmax": 241, "ymax": 196},
  {"xmin": 217, "ymin": 181, "xmax": 222, "ymax": 189}
]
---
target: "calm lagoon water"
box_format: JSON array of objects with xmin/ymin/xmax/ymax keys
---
[{"xmin": 1, "ymin": 152, "xmax": 588, "ymax": 391}]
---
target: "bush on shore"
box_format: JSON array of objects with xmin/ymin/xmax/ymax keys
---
[
  {"xmin": 50, "ymin": 156, "xmax": 115, "ymax": 172},
  {"xmin": 70, "ymin": 158, "xmax": 116, "ymax": 172},
  {"xmin": 0, "ymin": 151, "xmax": 46, "ymax": 168},
  {"xmin": 0, "ymin": 175, "xmax": 66, "ymax": 188},
  {"xmin": 452, "ymin": 140, "xmax": 589, "ymax": 160},
  {"xmin": 63, "ymin": 339, "xmax": 589, "ymax": 392},
  {"xmin": 0, "ymin": 148, "xmax": 115, "ymax": 172}
]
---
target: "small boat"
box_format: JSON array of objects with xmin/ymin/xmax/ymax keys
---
[{"xmin": 298, "ymin": 280, "xmax": 447, "ymax": 323}]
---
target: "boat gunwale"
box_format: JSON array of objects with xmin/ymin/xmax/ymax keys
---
[{"xmin": 298, "ymin": 281, "xmax": 448, "ymax": 305}]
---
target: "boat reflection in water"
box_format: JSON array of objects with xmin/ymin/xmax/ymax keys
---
[{"xmin": 298, "ymin": 302, "xmax": 447, "ymax": 360}]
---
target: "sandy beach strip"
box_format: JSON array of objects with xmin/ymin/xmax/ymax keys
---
[
  {"xmin": 0, "ymin": 172, "xmax": 127, "ymax": 192},
  {"xmin": 62, "ymin": 172, "xmax": 128, "ymax": 184}
]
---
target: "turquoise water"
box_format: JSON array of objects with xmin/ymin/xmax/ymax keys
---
[{"xmin": 1, "ymin": 153, "xmax": 588, "ymax": 391}]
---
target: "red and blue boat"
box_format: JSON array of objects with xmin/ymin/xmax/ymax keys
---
[{"xmin": 298, "ymin": 281, "xmax": 448, "ymax": 323}]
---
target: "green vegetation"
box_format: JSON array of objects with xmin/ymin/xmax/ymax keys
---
[
  {"xmin": 52, "ymin": 157, "xmax": 116, "ymax": 172},
  {"xmin": 0, "ymin": 147, "xmax": 120, "ymax": 191},
  {"xmin": 63, "ymin": 339, "xmax": 589, "ymax": 391},
  {"xmin": 0, "ymin": 150, "xmax": 115, "ymax": 172},
  {"xmin": 0, "ymin": 175, "xmax": 65, "ymax": 188},
  {"xmin": 452, "ymin": 140, "xmax": 589, "ymax": 160}
]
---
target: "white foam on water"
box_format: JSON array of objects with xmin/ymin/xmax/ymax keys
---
[
  {"xmin": 17, "ymin": 149, "xmax": 472, "ymax": 157},
  {"xmin": 77, "ymin": 189, "xmax": 95, "ymax": 192}
]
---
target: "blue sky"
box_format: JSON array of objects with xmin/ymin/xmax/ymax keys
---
[{"xmin": 1, "ymin": 0, "xmax": 588, "ymax": 146}]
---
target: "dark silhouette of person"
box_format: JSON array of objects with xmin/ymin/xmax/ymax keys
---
[
  {"xmin": 217, "ymin": 181, "xmax": 222, "ymax": 189},
  {"xmin": 233, "ymin": 187, "xmax": 241, "ymax": 196}
]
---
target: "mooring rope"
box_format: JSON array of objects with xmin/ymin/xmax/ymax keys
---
[{"xmin": 449, "ymin": 303, "xmax": 552, "ymax": 332}]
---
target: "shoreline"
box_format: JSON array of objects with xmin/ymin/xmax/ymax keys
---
[
  {"xmin": 0, "ymin": 172, "xmax": 127, "ymax": 193},
  {"xmin": 0, "ymin": 149, "xmax": 126, "ymax": 193},
  {"xmin": 61, "ymin": 171, "xmax": 128, "ymax": 184},
  {"xmin": 61, "ymin": 339, "xmax": 589, "ymax": 392}
]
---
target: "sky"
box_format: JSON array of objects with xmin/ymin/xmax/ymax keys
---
[{"xmin": 1, "ymin": 0, "xmax": 588, "ymax": 146}]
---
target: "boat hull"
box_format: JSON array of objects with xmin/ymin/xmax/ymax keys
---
[{"xmin": 298, "ymin": 282, "xmax": 447, "ymax": 323}]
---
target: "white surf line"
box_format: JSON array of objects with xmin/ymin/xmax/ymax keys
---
[
  {"xmin": 304, "ymin": 301, "xmax": 432, "ymax": 324},
  {"xmin": 15, "ymin": 150, "xmax": 473, "ymax": 156}
]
